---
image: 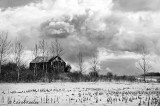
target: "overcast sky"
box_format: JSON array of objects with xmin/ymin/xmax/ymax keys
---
[{"xmin": 0, "ymin": 0, "xmax": 160, "ymax": 75}]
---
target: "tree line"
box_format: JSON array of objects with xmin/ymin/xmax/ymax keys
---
[
  {"xmin": 0, "ymin": 61, "xmax": 136, "ymax": 82},
  {"xmin": 0, "ymin": 31, "xmax": 154, "ymax": 83}
]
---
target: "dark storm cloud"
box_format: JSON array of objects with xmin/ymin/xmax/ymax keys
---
[
  {"xmin": 39, "ymin": 11, "xmax": 101, "ymax": 63},
  {"xmin": 61, "ymin": 12, "xmax": 116, "ymax": 63},
  {"xmin": 39, "ymin": 9, "xmax": 159, "ymax": 65},
  {"xmin": 113, "ymin": 0, "xmax": 160, "ymax": 12},
  {"xmin": 68, "ymin": 11, "xmax": 118, "ymax": 47},
  {"xmin": 109, "ymin": 33, "xmax": 159, "ymax": 55},
  {"xmin": 100, "ymin": 58, "xmax": 138, "ymax": 75},
  {"xmin": 64, "ymin": 43, "xmax": 98, "ymax": 63},
  {"xmin": 70, "ymin": 12, "xmax": 89, "ymax": 32},
  {"xmin": 0, "ymin": 0, "xmax": 39, "ymax": 9}
]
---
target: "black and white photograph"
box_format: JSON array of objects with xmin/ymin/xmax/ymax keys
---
[{"xmin": 0, "ymin": 0, "xmax": 160, "ymax": 106}]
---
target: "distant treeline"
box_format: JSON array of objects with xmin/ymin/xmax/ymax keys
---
[
  {"xmin": 0, "ymin": 62, "xmax": 138, "ymax": 83},
  {"xmin": 141, "ymin": 72, "xmax": 160, "ymax": 76}
]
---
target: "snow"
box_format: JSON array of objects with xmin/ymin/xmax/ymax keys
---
[{"xmin": 0, "ymin": 82, "xmax": 160, "ymax": 106}]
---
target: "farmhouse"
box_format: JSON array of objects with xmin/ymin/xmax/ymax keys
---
[{"xmin": 29, "ymin": 56, "xmax": 70, "ymax": 73}]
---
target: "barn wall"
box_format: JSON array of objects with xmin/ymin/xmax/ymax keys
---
[{"xmin": 29, "ymin": 56, "xmax": 67, "ymax": 74}]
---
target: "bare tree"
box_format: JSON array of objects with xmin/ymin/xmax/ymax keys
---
[
  {"xmin": 0, "ymin": 31, "xmax": 11, "ymax": 74},
  {"xmin": 38, "ymin": 40, "xmax": 48, "ymax": 70},
  {"xmin": 49, "ymin": 39, "xmax": 64, "ymax": 74},
  {"xmin": 89, "ymin": 53, "xmax": 99, "ymax": 81},
  {"xmin": 38, "ymin": 40, "xmax": 48, "ymax": 81},
  {"xmin": 33, "ymin": 44, "xmax": 39, "ymax": 58},
  {"xmin": 49, "ymin": 39, "xmax": 64, "ymax": 57},
  {"xmin": 91, "ymin": 53, "xmax": 98, "ymax": 72},
  {"xmin": 78, "ymin": 50, "xmax": 85, "ymax": 73},
  {"xmin": 54, "ymin": 39, "xmax": 64, "ymax": 57},
  {"xmin": 33, "ymin": 44, "xmax": 39, "ymax": 81},
  {"xmin": 49, "ymin": 41, "xmax": 55, "ymax": 57},
  {"xmin": 14, "ymin": 41, "xmax": 24, "ymax": 82},
  {"xmin": 136, "ymin": 45, "xmax": 152, "ymax": 82}
]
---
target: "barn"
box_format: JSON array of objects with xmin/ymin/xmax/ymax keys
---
[{"xmin": 29, "ymin": 56, "xmax": 70, "ymax": 73}]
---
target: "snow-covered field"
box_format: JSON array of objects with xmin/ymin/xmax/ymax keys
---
[{"xmin": 0, "ymin": 82, "xmax": 160, "ymax": 106}]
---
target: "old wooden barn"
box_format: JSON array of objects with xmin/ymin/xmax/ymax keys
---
[{"xmin": 29, "ymin": 56, "xmax": 70, "ymax": 73}]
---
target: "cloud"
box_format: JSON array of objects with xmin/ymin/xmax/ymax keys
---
[
  {"xmin": 113, "ymin": 0, "xmax": 160, "ymax": 12},
  {"xmin": 98, "ymin": 48, "xmax": 141, "ymax": 61},
  {"xmin": 40, "ymin": 18, "xmax": 74, "ymax": 39},
  {"xmin": 100, "ymin": 58, "xmax": 138, "ymax": 75},
  {"xmin": 0, "ymin": 0, "xmax": 39, "ymax": 9}
]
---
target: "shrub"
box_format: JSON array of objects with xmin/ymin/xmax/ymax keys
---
[
  {"xmin": 106, "ymin": 72, "xmax": 113, "ymax": 81},
  {"xmin": 89, "ymin": 71, "xmax": 99, "ymax": 81},
  {"xmin": 126, "ymin": 76, "xmax": 136, "ymax": 82},
  {"xmin": 65, "ymin": 64, "xmax": 71, "ymax": 73},
  {"xmin": 157, "ymin": 78, "xmax": 160, "ymax": 83},
  {"xmin": 106, "ymin": 72, "xmax": 113, "ymax": 78},
  {"xmin": 67, "ymin": 71, "xmax": 83, "ymax": 82}
]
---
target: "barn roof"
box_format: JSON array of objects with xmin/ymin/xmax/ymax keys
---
[
  {"xmin": 30, "ymin": 56, "xmax": 52, "ymax": 63},
  {"xmin": 30, "ymin": 56, "xmax": 65, "ymax": 63}
]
